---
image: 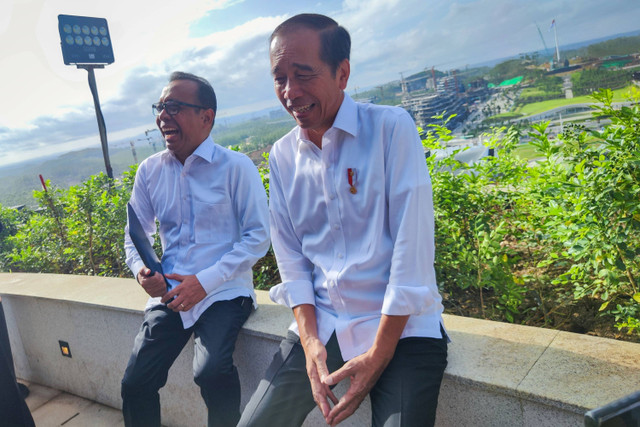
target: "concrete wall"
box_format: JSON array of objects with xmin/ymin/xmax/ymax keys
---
[{"xmin": 1, "ymin": 272, "xmax": 639, "ymax": 426}]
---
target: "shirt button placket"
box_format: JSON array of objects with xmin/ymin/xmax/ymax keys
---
[
  {"xmin": 323, "ymin": 136, "xmax": 347, "ymax": 314},
  {"xmin": 179, "ymin": 167, "xmax": 190, "ymax": 246}
]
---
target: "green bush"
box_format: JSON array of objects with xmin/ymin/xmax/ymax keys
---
[
  {"xmin": 422, "ymin": 89, "xmax": 639, "ymax": 338},
  {"xmin": 2, "ymin": 167, "xmax": 135, "ymax": 276},
  {"xmin": 1, "ymin": 89, "xmax": 638, "ymax": 339}
]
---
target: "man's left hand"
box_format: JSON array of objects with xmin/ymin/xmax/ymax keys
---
[
  {"xmin": 161, "ymin": 273, "xmax": 207, "ymax": 312},
  {"xmin": 322, "ymin": 350, "xmax": 390, "ymax": 426}
]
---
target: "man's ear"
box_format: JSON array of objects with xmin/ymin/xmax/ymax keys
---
[
  {"xmin": 337, "ymin": 58, "xmax": 350, "ymax": 90},
  {"xmin": 202, "ymin": 109, "xmax": 215, "ymax": 128}
]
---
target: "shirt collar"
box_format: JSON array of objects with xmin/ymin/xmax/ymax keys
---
[
  {"xmin": 192, "ymin": 135, "xmax": 216, "ymax": 163},
  {"xmin": 162, "ymin": 135, "xmax": 216, "ymax": 164},
  {"xmin": 332, "ymin": 93, "xmax": 357, "ymax": 138},
  {"xmin": 295, "ymin": 92, "xmax": 358, "ymax": 142}
]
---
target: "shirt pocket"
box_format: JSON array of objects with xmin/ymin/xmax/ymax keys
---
[{"xmin": 193, "ymin": 199, "xmax": 234, "ymax": 243}]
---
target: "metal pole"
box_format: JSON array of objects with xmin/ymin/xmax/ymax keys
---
[
  {"xmin": 553, "ymin": 24, "xmax": 560, "ymax": 64},
  {"xmin": 79, "ymin": 65, "xmax": 113, "ymax": 179},
  {"xmin": 129, "ymin": 140, "xmax": 138, "ymax": 164}
]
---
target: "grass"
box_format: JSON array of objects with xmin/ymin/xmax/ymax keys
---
[
  {"xmin": 519, "ymin": 88, "xmax": 562, "ymax": 99},
  {"xmin": 514, "ymin": 85, "xmax": 636, "ymax": 117}
]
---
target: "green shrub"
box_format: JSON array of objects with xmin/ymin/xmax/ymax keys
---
[{"xmin": 1, "ymin": 90, "xmax": 638, "ymax": 339}]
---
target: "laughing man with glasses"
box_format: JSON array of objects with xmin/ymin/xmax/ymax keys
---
[{"xmin": 122, "ymin": 71, "xmax": 270, "ymax": 427}]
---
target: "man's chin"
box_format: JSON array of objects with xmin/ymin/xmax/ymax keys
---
[{"xmin": 165, "ymin": 138, "xmax": 179, "ymax": 148}]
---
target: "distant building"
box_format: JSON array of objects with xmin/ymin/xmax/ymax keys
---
[{"xmin": 401, "ymin": 90, "xmax": 468, "ymax": 129}]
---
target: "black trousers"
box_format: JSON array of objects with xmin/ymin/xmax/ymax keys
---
[
  {"xmin": 0, "ymin": 301, "xmax": 35, "ymax": 427},
  {"xmin": 121, "ymin": 297, "xmax": 252, "ymax": 427},
  {"xmin": 239, "ymin": 329, "xmax": 448, "ymax": 427}
]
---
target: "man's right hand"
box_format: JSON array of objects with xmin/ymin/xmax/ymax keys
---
[
  {"xmin": 136, "ymin": 267, "xmax": 167, "ymax": 298},
  {"xmin": 301, "ymin": 335, "xmax": 339, "ymax": 419},
  {"xmin": 293, "ymin": 304, "xmax": 339, "ymax": 418}
]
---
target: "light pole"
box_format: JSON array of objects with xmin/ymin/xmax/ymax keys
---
[{"xmin": 57, "ymin": 14, "xmax": 115, "ymax": 179}]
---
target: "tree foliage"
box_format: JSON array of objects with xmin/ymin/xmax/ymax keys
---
[{"xmin": 571, "ymin": 69, "xmax": 632, "ymax": 96}]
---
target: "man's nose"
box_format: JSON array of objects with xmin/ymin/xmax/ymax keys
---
[
  {"xmin": 283, "ymin": 79, "xmax": 301, "ymax": 100},
  {"xmin": 157, "ymin": 107, "xmax": 171, "ymax": 122}
]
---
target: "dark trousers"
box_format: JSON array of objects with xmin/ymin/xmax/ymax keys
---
[
  {"xmin": 238, "ymin": 329, "xmax": 448, "ymax": 427},
  {"xmin": 0, "ymin": 301, "xmax": 35, "ymax": 427},
  {"xmin": 121, "ymin": 297, "xmax": 252, "ymax": 427}
]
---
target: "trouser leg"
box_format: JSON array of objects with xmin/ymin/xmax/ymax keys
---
[
  {"xmin": 121, "ymin": 305, "xmax": 191, "ymax": 427},
  {"xmin": 369, "ymin": 333, "xmax": 448, "ymax": 427},
  {"xmin": 0, "ymin": 301, "xmax": 35, "ymax": 427},
  {"xmin": 238, "ymin": 331, "xmax": 345, "ymax": 427},
  {"xmin": 192, "ymin": 296, "xmax": 252, "ymax": 427}
]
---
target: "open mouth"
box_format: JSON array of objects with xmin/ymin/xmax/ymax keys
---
[
  {"xmin": 291, "ymin": 104, "xmax": 313, "ymax": 114},
  {"xmin": 162, "ymin": 128, "xmax": 179, "ymax": 137}
]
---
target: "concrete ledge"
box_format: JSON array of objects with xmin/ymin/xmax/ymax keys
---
[{"xmin": 1, "ymin": 272, "xmax": 639, "ymax": 426}]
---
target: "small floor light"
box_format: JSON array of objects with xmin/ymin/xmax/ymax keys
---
[{"xmin": 59, "ymin": 340, "xmax": 72, "ymax": 358}]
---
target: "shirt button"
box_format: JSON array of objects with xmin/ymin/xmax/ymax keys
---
[
  {"xmin": 337, "ymin": 253, "xmax": 344, "ymax": 259},
  {"xmin": 329, "ymin": 194, "xmax": 336, "ymax": 200},
  {"xmin": 333, "ymin": 224, "xmax": 340, "ymax": 230}
]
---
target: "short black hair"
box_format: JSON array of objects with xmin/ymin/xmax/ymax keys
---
[
  {"xmin": 270, "ymin": 13, "xmax": 351, "ymax": 75},
  {"xmin": 169, "ymin": 71, "xmax": 217, "ymax": 126}
]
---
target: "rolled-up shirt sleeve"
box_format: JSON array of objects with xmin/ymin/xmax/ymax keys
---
[
  {"xmin": 382, "ymin": 110, "xmax": 439, "ymax": 317},
  {"xmin": 267, "ymin": 149, "xmax": 316, "ymax": 308}
]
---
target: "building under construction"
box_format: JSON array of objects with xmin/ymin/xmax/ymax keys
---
[{"xmin": 400, "ymin": 70, "xmax": 471, "ymax": 129}]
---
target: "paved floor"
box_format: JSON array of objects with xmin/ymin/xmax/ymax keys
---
[{"xmin": 21, "ymin": 381, "xmax": 124, "ymax": 426}]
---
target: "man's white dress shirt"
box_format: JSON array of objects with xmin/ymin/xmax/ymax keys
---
[
  {"xmin": 268, "ymin": 94, "xmax": 445, "ymax": 361},
  {"xmin": 125, "ymin": 136, "xmax": 270, "ymax": 328}
]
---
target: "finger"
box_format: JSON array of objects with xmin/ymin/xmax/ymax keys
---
[
  {"xmin": 169, "ymin": 300, "xmax": 186, "ymax": 312},
  {"xmin": 326, "ymin": 385, "xmax": 339, "ymax": 405},
  {"xmin": 323, "ymin": 364, "xmax": 350, "ymax": 386},
  {"xmin": 314, "ymin": 393, "xmax": 331, "ymax": 418},
  {"xmin": 333, "ymin": 404, "xmax": 359, "ymax": 426},
  {"xmin": 327, "ymin": 398, "xmax": 358, "ymax": 427},
  {"xmin": 164, "ymin": 272, "xmax": 183, "ymax": 281},
  {"xmin": 161, "ymin": 288, "xmax": 177, "ymax": 304},
  {"xmin": 315, "ymin": 359, "xmax": 331, "ymax": 383},
  {"xmin": 307, "ymin": 366, "xmax": 332, "ymax": 417}
]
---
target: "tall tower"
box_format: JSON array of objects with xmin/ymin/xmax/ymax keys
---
[{"xmin": 551, "ymin": 19, "xmax": 560, "ymax": 64}]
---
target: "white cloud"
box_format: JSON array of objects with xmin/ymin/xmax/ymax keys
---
[{"xmin": 1, "ymin": 0, "xmax": 639, "ymax": 168}]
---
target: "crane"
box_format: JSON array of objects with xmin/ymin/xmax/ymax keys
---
[{"xmin": 535, "ymin": 22, "xmax": 552, "ymax": 60}]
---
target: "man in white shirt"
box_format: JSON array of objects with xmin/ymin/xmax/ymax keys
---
[
  {"xmin": 121, "ymin": 71, "xmax": 270, "ymax": 427},
  {"xmin": 239, "ymin": 14, "xmax": 447, "ymax": 427}
]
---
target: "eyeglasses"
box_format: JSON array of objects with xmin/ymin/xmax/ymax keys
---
[{"xmin": 152, "ymin": 100, "xmax": 208, "ymax": 116}]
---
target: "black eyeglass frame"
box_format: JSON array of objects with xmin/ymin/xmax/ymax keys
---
[{"xmin": 152, "ymin": 100, "xmax": 209, "ymax": 116}]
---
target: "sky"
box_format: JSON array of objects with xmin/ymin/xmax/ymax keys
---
[{"xmin": 1, "ymin": 0, "xmax": 639, "ymax": 168}]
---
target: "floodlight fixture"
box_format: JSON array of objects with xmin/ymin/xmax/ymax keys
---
[
  {"xmin": 58, "ymin": 14, "xmax": 114, "ymax": 65},
  {"xmin": 58, "ymin": 14, "xmax": 115, "ymax": 179}
]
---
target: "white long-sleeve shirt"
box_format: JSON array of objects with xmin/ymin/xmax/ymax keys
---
[
  {"xmin": 125, "ymin": 136, "xmax": 270, "ymax": 328},
  {"xmin": 268, "ymin": 94, "xmax": 445, "ymax": 361}
]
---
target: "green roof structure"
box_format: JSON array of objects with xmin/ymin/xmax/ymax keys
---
[{"xmin": 498, "ymin": 76, "xmax": 524, "ymax": 87}]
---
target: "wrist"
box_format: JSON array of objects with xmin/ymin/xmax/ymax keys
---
[{"xmin": 369, "ymin": 340, "xmax": 397, "ymax": 364}]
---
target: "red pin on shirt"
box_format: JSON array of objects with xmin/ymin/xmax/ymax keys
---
[{"xmin": 347, "ymin": 168, "xmax": 357, "ymax": 194}]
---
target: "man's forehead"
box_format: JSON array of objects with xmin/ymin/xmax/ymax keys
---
[
  {"xmin": 270, "ymin": 30, "xmax": 322, "ymax": 74},
  {"xmin": 159, "ymin": 85, "xmax": 171, "ymax": 99},
  {"xmin": 159, "ymin": 79, "xmax": 196, "ymax": 100}
]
